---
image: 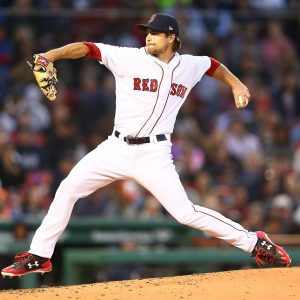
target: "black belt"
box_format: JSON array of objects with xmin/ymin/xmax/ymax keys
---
[{"xmin": 114, "ymin": 130, "xmax": 167, "ymax": 145}]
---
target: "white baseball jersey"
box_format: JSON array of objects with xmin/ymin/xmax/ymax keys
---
[
  {"xmin": 29, "ymin": 42, "xmax": 258, "ymax": 259},
  {"xmin": 84, "ymin": 42, "xmax": 216, "ymax": 137}
]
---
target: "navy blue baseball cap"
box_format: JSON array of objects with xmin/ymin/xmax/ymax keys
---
[{"xmin": 136, "ymin": 13, "xmax": 179, "ymax": 37}]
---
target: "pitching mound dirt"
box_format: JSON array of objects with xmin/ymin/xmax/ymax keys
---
[{"xmin": 0, "ymin": 268, "xmax": 299, "ymax": 300}]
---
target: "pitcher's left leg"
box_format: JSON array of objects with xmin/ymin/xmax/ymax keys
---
[{"xmin": 134, "ymin": 150, "xmax": 257, "ymax": 253}]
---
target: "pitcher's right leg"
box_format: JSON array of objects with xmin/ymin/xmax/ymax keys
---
[
  {"xmin": 29, "ymin": 137, "xmax": 129, "ymax": 258},
  {"xmin": 1, "ymin": 137, "xmax": 130, "ymax": 277}
]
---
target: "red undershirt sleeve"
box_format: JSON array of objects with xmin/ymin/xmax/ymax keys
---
[
  {"xmin": 205, "ymin": 57, "xmax": 221, "ymax": 76},
  {"xmin": 83, "ymin": 42, "xmax": 102, "ymax": 61}
]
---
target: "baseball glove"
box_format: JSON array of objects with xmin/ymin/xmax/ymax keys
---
[{"xmin": 27, "ymin": 54, "xmax": 58, "ymax": 101}]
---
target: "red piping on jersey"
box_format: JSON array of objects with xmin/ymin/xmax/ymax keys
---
[
  {"xmin": 149, "ymin": 60, "xmax": 181, "ymax": 135},
  {"xmin": 192, "ymin": 204, "xmax": 249, "ymax": 234},
  {"xmin": 135, "ymin": 62, "xmax": 164, "ymax": 137},
  {"xmin": 205, "ymin": 57, "xmax": 220, "ymax": 76},
  {"xmin": 83, "ymin": 42, "xmax": 102, "ymax": 61}
]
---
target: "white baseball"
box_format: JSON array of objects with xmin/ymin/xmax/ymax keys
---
[{"xmin": 238, "ymin": 95, "xmax": 244, "ymax": 107}]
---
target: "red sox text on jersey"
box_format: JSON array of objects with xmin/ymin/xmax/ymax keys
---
[{"xmin": 133, "ymin": 77, "xmax": 188, "ymax": 99}]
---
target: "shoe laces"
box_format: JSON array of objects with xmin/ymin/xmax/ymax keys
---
[
  {"xmin": 14, "ymin": 252, "xmax": 33, "ymax": 265},
  {"xmin": 255, "ymin": 248, "xmax": 276, "ymax": 266}
]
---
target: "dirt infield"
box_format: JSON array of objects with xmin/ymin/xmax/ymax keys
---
[{"xmin": 0, "ymin": 268, "xmax": 299, "ymax": 300}]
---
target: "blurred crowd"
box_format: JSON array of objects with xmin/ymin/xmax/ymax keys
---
[{"xmin": 1, "ymin": 0, "xmax": 300, "ymax": 239}]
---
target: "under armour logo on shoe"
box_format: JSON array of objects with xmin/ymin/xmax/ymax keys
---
[
  {"xmin": 27, "ymin": 261, "xmax": 39, "ymax": 269},
  {"xmin": 261, "ymin": 241, "xmax": 272, "ymax": 250}
]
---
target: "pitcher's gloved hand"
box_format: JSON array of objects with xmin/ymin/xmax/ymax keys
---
[{"xmin": 27, "ymin": 54, "xmax": 58, "ymax": 101}]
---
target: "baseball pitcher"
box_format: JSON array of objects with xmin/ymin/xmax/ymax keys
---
[{"xmin": 2, "ymin": 13, "xmax": 291, "ymax": 278}]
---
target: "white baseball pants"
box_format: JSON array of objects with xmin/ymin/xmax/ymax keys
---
[{"xmin": 29, "ymin": 135, "xmax": 257, "ymax": 258}]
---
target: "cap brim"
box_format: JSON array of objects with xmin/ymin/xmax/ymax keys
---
[
  {"xmin": 136, "ymin": 24, "xmax": 149, "ymax": 32},
  {"xmin": 136, "ymin": 24, "xmax": 167, "ymax": 34}
]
